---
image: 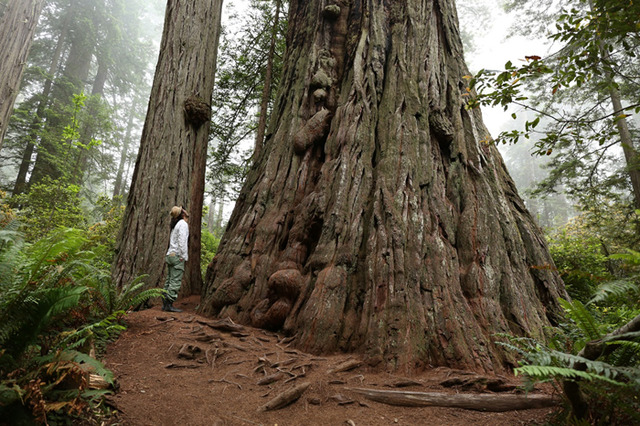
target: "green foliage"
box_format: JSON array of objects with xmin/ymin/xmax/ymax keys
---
[
  {"xmin": 0, "ymin": 224, "xmax": 158, "ymax": 423},
  {"xmin": 201, "ymin": 228, "xmax": 220, "ymax": 276},
  {"xmin": 547, "ymin": 218, "xmax": 612, "ymax": 302},
  {"xmin": 498, "ymin": 295, "xmax": 640, "ymax": 423},
  {"xmin": 468, "ymin": 0, "xmax": 640, "ymax": 218},
  {"xmin": 208, "ymin": 0, "xmax": 287, "ymax": 203},
  {"xmin": 12, "ymin": 177, "xmax": 87, "ymax": 242}
]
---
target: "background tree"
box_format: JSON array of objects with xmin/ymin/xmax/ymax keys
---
[
  {"xmin": 112, "ymin": 0, "xmax": 223, "ymax": 294},
  {"xmin": 200, "ymin": 0, "xmax": 566, "ymax": 371},
  {"xmin": 207, "ymin": 0, "xmax": 288, "ymax": 212},
  {"xmin": 0, "ymin": 0, "xmax": 44, "ymax": 149},
  {"xmin": 470, "ymin": 0, "xmax": 640, "ymax": 218}
]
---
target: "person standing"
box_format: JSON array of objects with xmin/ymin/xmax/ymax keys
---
[{"xmin": 163, "ymin": 206, "xmax": 189, "ymax": 312}]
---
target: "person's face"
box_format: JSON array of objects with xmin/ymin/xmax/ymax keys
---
[{"xmin": 182, "ymin": 209, "xmax": 189, "ymax": 223}]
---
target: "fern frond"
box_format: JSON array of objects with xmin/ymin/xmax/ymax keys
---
[
  {"xmin": 559, "ymin": 298, "xmax": 602, "ymax": 341},
  {"xmin": 609, "ymin": 249, "xmax": 640, "ymax": 265},
  {"xmin": 515, "ymin": 365, "xmax": 624, "ymax": 386},
  {"xmin": 589, "ymin": 279, "xmax": 640, "ymax": 305}
]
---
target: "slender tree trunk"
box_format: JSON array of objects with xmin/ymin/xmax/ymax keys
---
[
  {"xmin": 254, "ymin": 0, "xmax": 281, "ymax": 161},
  {"xmin": 586, "ymin": 0, "xmax": 640, "ymax": 210},
  {"xmin": 12, "ymin": 8, "xmax": 69, "ymax": 196},
  {"xmin": 113, "ymin": 101, "xmax": 137, "ymax": 199},
  {"xmin": 29, "ymin": 4, "xmax": 93, "ymax": 185},
  {"xmin": 200, "ymin": 0, "xmax": 566, "ymax": 372},
  {"xmin": 72, "ymin": 58, "xmax": 109, "ymax": 185},
  {"xmin": 0, "ymin": 0, "xmax": 44, "ymax": 150},
  {"xmin": 112, "ymin": 0, "xmax": 223, "ymax": 293},
  {"xmin": 609, "ymin": 89, "xmax": 640, "ymax": 210}
]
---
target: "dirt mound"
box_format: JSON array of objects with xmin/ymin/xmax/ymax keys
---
[{"xmin": 104, "ymin": 296, "xmax": 558, "ymax": 425}]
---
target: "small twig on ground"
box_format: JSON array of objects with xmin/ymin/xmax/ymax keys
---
[
  {"xmin": 151, "ymin": 317, "xmax": 176, "ymax": 327},
  {"xmin": 209, "ymin": 378, "xmax": 243, "ymax": 390}
]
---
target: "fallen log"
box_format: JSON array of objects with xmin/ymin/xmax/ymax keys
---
[
  {"xmin": 258, "ymin": 382, "xmax": 311, "ymax": 412},
  {"xmin": 347, "ymin": 388, "xmax": 559, "ymax": 412}
]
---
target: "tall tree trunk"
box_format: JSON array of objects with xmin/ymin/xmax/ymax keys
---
[
  {"xmin": 200, "ymin": 0, "xmax": 566, "ymax": 372},
  {"xmin": 111, "ymin": 0, "xmax": 223, "ymax": 292},
  {"xmin": 113, "ymin": 100, "xmax": 138, "ymax": 200},
  {"xmin": 0, "ymin": 0, "xmax": 44, "ymax": 150},
  {"xmin": 12, "ymin": 20, "xmax": 67, "ymax": 197},
  {"xmin": 587, "ymin": 0, "xmax": 640, "ymax": 210},
  {"xmin": 254, "ymin": 0, "xmax": 281, "ymax": 161},
  {"xmin": 72, "ymin": 58, "xmax": 109, "ymax": 185},
  {"xmin": 29, "ymin": 3, "xmax": 93, "ymax": 185},
  {"xmin": 608, "ymin": 88, "xmax": 640, "ymax": 210}
]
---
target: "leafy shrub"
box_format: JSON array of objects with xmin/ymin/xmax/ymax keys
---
[
  {"xmin": 11, "ymin": 177, "xmax": 87, "ymax": 242},
  {"xmin": 547, "ymin": 218, "xmax": 613, "ymax": 303}
]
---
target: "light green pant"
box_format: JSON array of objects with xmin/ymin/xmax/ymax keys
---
[{"xmin": 164, "ymin": 254, "xmax": 185, "ymax": 302}]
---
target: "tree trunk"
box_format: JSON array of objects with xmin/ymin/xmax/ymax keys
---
[
  {"xmin": 111, "ymin": 0, "xmax": 223, "ymax": 292},
  {"xmin": 0, "ymin": 0, "xmax": 44, "ymax": 150},
  {"xmin": 72, "ymin": 58, "xmax": 109, "ymax": 185},
  {"xmin": 586, "ymin": 0, "xmax": 640, "ymax": 211},
  {"xmin": 254, "ymin": 0, "xmax": 281, "ymax": 161},
  {"xmin": 200, "ymin": 0, "xmax": 566, "ymax": 372},
  {"xmin": 113, "ymin": 100, "xmax": 138, "ymax": 200},
  {"xmin": 29, "ymin": 1, "xmax": 93, "ymax": 185},
  {"xmin": 12, "ymin": 7, "xmax": 69, "ymax": 197},
  {"xmin": 608, "ymin": 88, "xmax": 640, "ymax": 210}
]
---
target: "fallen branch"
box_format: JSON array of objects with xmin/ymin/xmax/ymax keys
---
[
  {"xmin": 328, "ymin": 359, "xmax": 362, "ymax": 374},
  {"xmin": 210, "ymin": 378, "xmax": 242, "ymax": 390},
  {"xmin": 257, "ymin": 372, "xmax": 286, "ymax": 386},
  {"xmin": 165, "ymin": 362, "xmax": 201, "ymax": 369},
  {"xmin": 258, "ymin": 382, "xmax": 311, "ymax": 412},
  {"xmin": 197, "ymin": 317, "xmax": 245, "ymax": 333},
  {"xmin": 347, "ymin": 388, "xmax": 559, "ymax": 412}
]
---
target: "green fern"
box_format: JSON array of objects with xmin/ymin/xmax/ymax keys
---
[
  {"xmin": 589, "ymin": 279, "xmax": 639, "ymax": 305},
  {"xmin": 558, "ymin": 298, "xmax": 602, "ymax": 342},
  {"xmin": 515, "ymin": 365, "xmax": 624, "ymax": 386}
]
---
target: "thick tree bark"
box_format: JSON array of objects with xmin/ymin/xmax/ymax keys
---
[
  {"xmin": 254, "ymin": 0, "xmax": 281, "ymax": 161},
  {"xmin": 200, "ymin": 0, "xmax": 566, "ymax": 372},
  {"xmin": 0, "ymin": 0, "xmax": 44, "ymax": 150},
  {"xmin": 111, "ymin": 0, "xmax": 223, "ymax": 292}
]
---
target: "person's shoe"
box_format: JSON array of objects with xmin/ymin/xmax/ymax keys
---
[
  {"xmin": 161, "ymin": 298, "xmax": 170, "ymax": 311},
  {"xmin": 165, "ymin": 303, "xmax": 182, "ymax": 313}
]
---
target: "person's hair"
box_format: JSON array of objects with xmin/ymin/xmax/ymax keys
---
[{"xmin": 170, "ymin": 208, "xmax": 187, "ymax": 230}]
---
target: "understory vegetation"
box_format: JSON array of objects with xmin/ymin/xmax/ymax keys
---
[{"xmin": 0, "ymin": 195, "xmax": 164, "ymax": 423}]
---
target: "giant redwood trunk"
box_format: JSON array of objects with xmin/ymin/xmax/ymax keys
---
[
  {"xmin": 0, "ymin": 0, "xmax": 44, "ymax": 150},
  {"xmin": 200, "ymin": 0, "xmax": 567, "ymax": 372},
  {"xmin": 112, "ymin": 0, "xmax": 223, "ymax": 292}
]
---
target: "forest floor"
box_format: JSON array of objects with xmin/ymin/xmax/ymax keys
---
[{"xmin": 103, "ymin": 296, "xmax": 561, "ymax": 426}]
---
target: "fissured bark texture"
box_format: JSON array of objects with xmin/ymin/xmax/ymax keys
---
[
  {"xmin": 200, "ymin": 0, "xmax": 566, "ymax": 372},
  {"xmin": 112, "ymin": 0, "xmax": 222, "ymax": 293}
]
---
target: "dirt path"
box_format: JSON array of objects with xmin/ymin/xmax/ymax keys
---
[{"xmin": 104, "ymin": 297, "xmax": 558, "ymax": 425}]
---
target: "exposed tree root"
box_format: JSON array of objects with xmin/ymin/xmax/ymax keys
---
[{"xmin": 258, "ymin": 382, "xmax": 311, "ymax": 412}]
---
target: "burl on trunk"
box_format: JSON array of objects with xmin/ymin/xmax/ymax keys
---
[{"xmin": 200, "ymin": 0, "xmax": 566, "ymax": 372}]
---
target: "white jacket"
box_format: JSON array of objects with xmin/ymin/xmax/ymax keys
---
[{"xmin": 166, "ymin": 219, "xmax": 189, "ymax": 261}]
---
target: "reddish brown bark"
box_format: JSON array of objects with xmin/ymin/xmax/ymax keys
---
[
  {"xmin": 112, "ymin": 0, "xmax": 223, "ymax": 292},
  {"xmin": 0, "ymin": 0, "xmax": 44, "ymax": 150},
  {"xmin": 200, "ymin": 0, "xmax": 566, "ymax": 372}
]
